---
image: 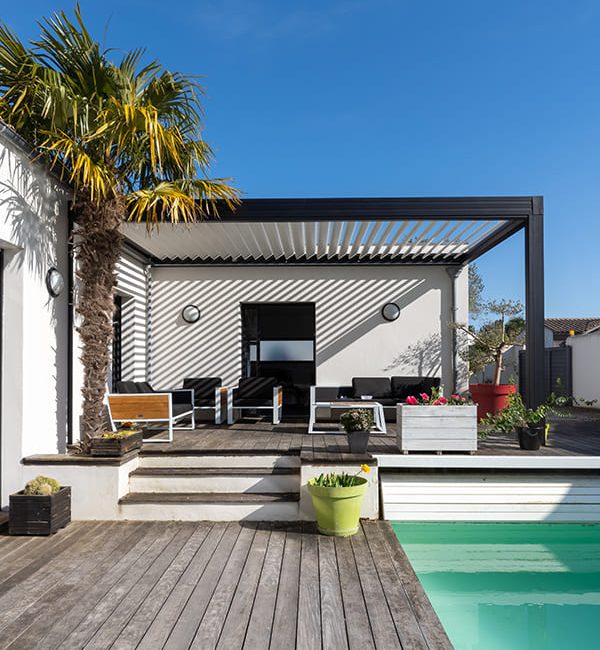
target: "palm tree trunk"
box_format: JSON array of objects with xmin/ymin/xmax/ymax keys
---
[{"xmin": 74, "ymin": 193, "xmax": 124, "ymax": 447}]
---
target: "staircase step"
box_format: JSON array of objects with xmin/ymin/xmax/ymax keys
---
[
  {"xmin": 131, "ymin": 467, "xmax": 300, "ymax": 476},
  {"xmin": 129, "ymin": 466, "xmax": 300, "ymax": 493},
  {"xmin": 138, "ymin": 454, "xmax": 300, "ymax": 470},
  {"xmin": 118, "ymin": 492, "xmax": 300, "ymax": 521}
]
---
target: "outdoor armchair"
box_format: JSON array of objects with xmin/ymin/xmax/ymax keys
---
[
  {"xmin": 227, "ymin": 377, "xmax": 283, "ymax": 425},
  {"xmin": 182, "ymin": 377, "xmax": 227, "ymax": 424},
  {"xmin": 107, "ymin": 381, "xmax": 195, "ymax": 442}
]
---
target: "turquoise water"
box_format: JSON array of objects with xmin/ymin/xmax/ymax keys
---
[{"xmin": 392, "ymin": 522, "xmax": 600, "ymax": 650}]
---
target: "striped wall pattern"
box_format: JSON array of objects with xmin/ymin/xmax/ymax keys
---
[
  {"xmin": 146, "ymin": 265, "xmax": 468, "ymax": 391},
  {"xmin": 116, "ymin": 252, "xmax": 148, "ymax": 381},
  {"xmin": 381, "ymin": 472, "xmax": 600, "ymax": 522}
]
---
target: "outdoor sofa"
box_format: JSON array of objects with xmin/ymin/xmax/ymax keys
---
[{"xmin": 309, "ymin": 376, "xmax": 441, "ymax": 433}]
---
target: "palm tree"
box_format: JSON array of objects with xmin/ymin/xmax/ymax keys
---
[{"xmin": 0, "ymin": 5, "xmax": 239, "ymax": 447}]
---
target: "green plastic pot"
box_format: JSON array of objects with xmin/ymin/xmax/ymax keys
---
[{"xmin": 307, "ymin": 477, "xmax": 368, "ymax": 537}]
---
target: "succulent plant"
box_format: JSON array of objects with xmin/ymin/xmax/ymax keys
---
[{"xmin": 24, "ymin": 475, "xmax": 61, "ymax": 496}]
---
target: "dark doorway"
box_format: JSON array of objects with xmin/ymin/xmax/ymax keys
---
[
  {"xmin": 241, "ymin": 302, "xmax": 315, "ymax": 417},
  {"xmin": 111, "ymin": 295, "xmax": 123, "ymax": 389}
]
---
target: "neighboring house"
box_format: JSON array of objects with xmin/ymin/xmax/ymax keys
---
[
  {"xmin": 545, "ymin": 318, "xmax": 600, "ymax": 347},
  {"xmin": 0, "ymin": 122, "xmax": 73, "ymax": 503}
]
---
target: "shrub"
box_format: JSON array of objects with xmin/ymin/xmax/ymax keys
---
[
  {"xmin": 24, "ymin": 475, "xmax": 61, "ymax": 496},
  {"xmin": 339, "ymin": 409, "xmax": 374, "ymax": 433}
]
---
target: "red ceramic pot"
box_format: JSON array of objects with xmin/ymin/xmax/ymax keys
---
[{"xmin": 469, "ymin": 383, "xmax": 517, "ymax": 421}]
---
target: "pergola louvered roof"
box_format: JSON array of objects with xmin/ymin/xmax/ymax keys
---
[{"xmin": 122, "ymin": 197, "xmax": 541, "ymax": 265}]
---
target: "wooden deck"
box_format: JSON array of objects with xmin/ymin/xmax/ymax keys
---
[
  {"xmin": 0, "ymin": 520, "xmax": 451, "ymax": 650},
  {"xmin": 142, "ymin": 409, "xmax": 600, "ymax": 458}
]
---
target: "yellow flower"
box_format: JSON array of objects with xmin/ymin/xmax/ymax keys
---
[{"xmin": 360, "ymin": 464, "xmax": 370, "ymax": 474}]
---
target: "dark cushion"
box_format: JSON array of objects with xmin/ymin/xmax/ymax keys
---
[
  {"xmin": 172, "ymin": 403, "xmax": 192, "ymax": 417},
  {"xmin": 391, "ymin": 376, "xmax": 441, "ymax": 400},
  {"xmin": 234, "ymin": 377, "xmax": 278, "ymax": 401},
  {"xmin": 115, "ymin": 381, "xmax": 154, "ymax": 394},
  {"xmin": 352, "ymin": 377, "xmax": 392, "ymax": 399},
  {"xmin": 183, "ymin": 377, "xmax": 222, "ymax": 401},
  {"xmin": 232, "ymin": 398, "xmax": 275, "ymax": 407}
]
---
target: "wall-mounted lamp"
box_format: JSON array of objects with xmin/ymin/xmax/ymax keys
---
[
  {"xmin": 181, "ymin": 304, "xmax": 201, "ymax": 323},
  {"xmin": 45, "ymin": 267, "xmax": 64, "ymax": 298},
  {"xmin": 381, "ymin": 302, "xmax": 400, "ymax": 322}
]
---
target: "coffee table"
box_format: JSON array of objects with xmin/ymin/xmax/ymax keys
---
[{"xmin": 308, "ymin": 399, "xmax": 387, "ymax": 435}]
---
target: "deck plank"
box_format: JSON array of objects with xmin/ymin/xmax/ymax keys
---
[
  {"xmin": 3, "ymin": 522, "xmax": 147, "ymax": 650},
  {"xmin": 335, "ymin": 535, "xmax": 375, "ymax": 650},
  {"xmin": 189, "ymin": 523, "xmax": 257, "ymax": 650},
  {"xmin": 50, "ymin": 523, "xmax": 179, "ymax": 649},
  {"xmin": 137, "ymin": 522, "xmax": 227, "ymax": 650},
  {"xmin": 318, "ymin": 534, "xmax": 349, "ymax": 649},
  {"xmin": 296, "ymin": 522, "xmax": 322, "ymax": 650},
  {"xmin": 269, "ymin": 524, "xmax": 301, "ymax": 649},
  {"xmin": 163, "ymin": 523, "xmax": 241, "ymax": 650},
  {"xmin": 243, "ymin": 524, "xmax": 285, "ymax": 650},
  {"xmin": 216, "ymin": 526, "xmax": 270, "ymax": 649},
  {"xmin": 1, "ymin": 520, "xmax": 456, "ymax": 650}
]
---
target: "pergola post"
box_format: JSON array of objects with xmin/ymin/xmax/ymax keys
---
[{"xmin": 524, "ymin": 197, "xmax": 545, "ymax": 408}]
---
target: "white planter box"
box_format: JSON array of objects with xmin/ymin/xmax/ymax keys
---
[{"xmin": 396, "ymin": 405, "xmax": 477, "ymax": 453}]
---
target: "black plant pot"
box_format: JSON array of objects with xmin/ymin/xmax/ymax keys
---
[
  {"xmin": 517, "ymin": 426, "xmax": 541, "ymax": 451},
  {"xmin": 529, "ymin": 422, "xmax": 546, "ymax": 447},
  {"xmin": 9, "ymin": 486, "xmax": 71, "ymax": 535},
  {"xmin": 347, "ymin": 430, "xmax": 370, "ymax": 454}
]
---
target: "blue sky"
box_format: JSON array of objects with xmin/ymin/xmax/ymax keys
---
[{"xmin": 3, "ymin": 1, "xmax": 600, "ymax": 316}]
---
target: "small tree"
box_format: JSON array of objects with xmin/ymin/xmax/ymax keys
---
[
  {"xmin": 452, "ymin": 300, "xmax": 525, "ymax": 385},
  {"xmin": 0, "ymin": 6, "xmax": 239, "ymax": 448},
  {"xmin": 468, "ymin": 263, "xmax": 485, "ymax": 318}
]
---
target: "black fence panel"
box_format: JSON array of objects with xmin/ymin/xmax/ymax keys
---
[{"xmin": 519, "ymin": 346, "xmax": 572, "ymax": 400}]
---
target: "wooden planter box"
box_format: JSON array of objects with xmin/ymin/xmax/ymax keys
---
[
  {"xmin": 396, "ymin": 405, "xmax": 477, "ymax": 453},
  {"xmin": 9, "ymin": 486, "xmax": 71, "ymax": 535},
  {"xmin": 90, "ymin": 430, "xmax": 143, "ymax": 457}
]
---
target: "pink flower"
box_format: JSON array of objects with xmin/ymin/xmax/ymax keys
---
[
  {"xmin": 405, "ymin": 395, "xmax": 418, "ymax": 405},
  {"xmin": 420, "ymin": 393, "xmax": 430, "ymax": 401},
  {"xmin": 437, "ymin": 396, "xmax": 448, "ymax": 405},
  {"xmin": 451, "ymin": 394, "xmax": 460, "ymax": 400}
]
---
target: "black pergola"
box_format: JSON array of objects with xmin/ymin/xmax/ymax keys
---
[{"xmin": 122, "ymin": 196, "xmax": 545, "ymax": 409}]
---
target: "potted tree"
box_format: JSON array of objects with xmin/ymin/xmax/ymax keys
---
[
  {"xmin": 340, "ymin": 409, "xmax": 374, "ymax": 454},
  {"xmin": 9, "ymin": 475, "xmax": 71, "ymax": 535},
  {"xmin": 307, "ymin": 465, "xmax": 370, "ymax": 536},
  {"xmin": 452, "ymin": 300, "xmax": 525, "ymax": 420}
]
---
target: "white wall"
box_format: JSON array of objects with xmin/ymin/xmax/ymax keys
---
[
  {"xmin": 116, "ymin": 251, "xmax": 148, "ymax": 382},
  {"xmin": 0, "ymin": 130, "xmax": 71, "ymax": 504},
  {"xmin": 567, "ymin": 331, "xmax": 600, "ymax": 405},
  {"xmin": 147, "ymin": 265, "xmax": 468, "ymax": 392}
]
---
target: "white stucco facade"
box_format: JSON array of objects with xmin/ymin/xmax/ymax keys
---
[
  {"xmin": 0, "ymin": 127, "xmax": 71, "ymax": 504},
  {"xmin": 567, "ymin": 331, "xmax": 600, "ymax": 406},
  {"xmin": 143, "ymin": 264, "xmax": 468, "ymax": 392}
]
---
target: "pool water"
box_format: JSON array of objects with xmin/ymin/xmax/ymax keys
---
[{"xmin": 392, "ymin": 522, "xmax": 600, "ymax": 650}]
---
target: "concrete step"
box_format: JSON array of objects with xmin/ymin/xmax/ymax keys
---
[
  {"xmin": 129, "ymin": 466, "xmax": 300, "ymax": 494},
  {"xmin": 138, "ymin": 454, "xmax": 300, "ymax": 470},
  {"xmin": 118, "ymin": 492, "xmax": 300, "ymax": 521}
]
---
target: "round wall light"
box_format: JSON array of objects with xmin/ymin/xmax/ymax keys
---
[
  {"xmin": 381, "ymin": 302, "xmax": 401, "ymax": 322},
  {"xmin": 181, "ymin": 304, "xmax": 201, "ymax": 323},
  {"xmin": 46, "ymin": 267, "xmax": 65, "ymax": 298}
]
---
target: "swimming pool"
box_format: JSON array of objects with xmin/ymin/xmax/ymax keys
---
[{"xmin": 392, "ymin": 522, "xmax": 600, "ymax": 650}]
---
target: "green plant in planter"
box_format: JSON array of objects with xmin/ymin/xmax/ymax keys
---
[
  {"xmin": 24, "ymin": 475, "xmax": 61, "ymax": 496},
  {"xmin": 308, "ymin": 465, "xmax": 371, "ymax": 537}
]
